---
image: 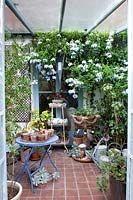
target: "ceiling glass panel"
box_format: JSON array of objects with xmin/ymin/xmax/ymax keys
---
[
  {"xmin": 95, "ymin": 1, "xmax": 127, "ymax": 32},
  {"xmin": 4, "ymin": 0, "xmax": 127, "ymax": 33},
  {"xmin": 62, "ymin": 0, "xmax": 126, "ymax": 32},
  {"xmin": 13, "ymin": 0, "xmax": 61, "ymax": 32},
  {"xmin": 5, "ymin": 5, "xmax": 28, "ymax": 33}
]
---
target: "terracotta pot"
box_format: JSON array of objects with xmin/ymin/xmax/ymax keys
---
[
  {"xmin": 7, "ymin": 181, "xmax": 22, "ymax": 200},
  {"xmin": 73, "ymin": 136, "xmax": 83, "ymax": 146},
  {"xmin": 47, "ymin": 129, "xmax": 54, "ymax": 137},
  {"xmin": 30, "ymin": 151, "xmax": 40, "ymax": 161},
  {"xmin": 37, "ymin": 133, "xmax": 45, "ymax": 141},
  {"xmin": 30, "ymin": 134, "xmax": 37, "ymax": 142},
  {"xmin": 21, "ymin": 132, "xmax": 30, "ymax": 141}
]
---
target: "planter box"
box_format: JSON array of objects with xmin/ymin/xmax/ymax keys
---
[{"xmin": 110, "ymin": 176, "xmax": 126, "ymax": 200}]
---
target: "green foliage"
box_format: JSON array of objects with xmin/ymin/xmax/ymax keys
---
[
  {"xmin": 5, "ymin": 41, "xmax": 31, "ymax": 122},
  {"xmin": 24, "ymin": 30, "xmax": 127, "ymax": 143},
  {"xmin": 96, "ymin": 151, "xmax": 126, "ymax": 192},
  {"xmin": 73, "ymin": 106, "xmax": 94, "ymax": 116},
  {"xmin": 6, "ymin": 121, "xmax": 21, "ymax": 144},
  {"xmin": 96, "ymin": 174, "xmax": 109, "ymax": 192},
  {"xmin": 5, "ymin": 41, "xmax": 31, "ymax": 145},
  {"xmin": 67, "ymin": 145, "xmax": 81, "ymax": 157},
  {"xmin": 28, "ymin": 110, "xmax": 52, "ymax": 130}
]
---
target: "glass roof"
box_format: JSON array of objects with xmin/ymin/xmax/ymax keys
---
[{"xmin": 5, "ymin": 0, "xmax": 127, "ymax": 34}]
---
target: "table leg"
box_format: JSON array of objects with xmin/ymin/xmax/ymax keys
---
[
  {"xmin": 16, "ymin": 146, "xmax": 35, "ymax": 193},
  {"xmin": 39, "ymin": 146, "xmax": 58, "ymax": 172}
]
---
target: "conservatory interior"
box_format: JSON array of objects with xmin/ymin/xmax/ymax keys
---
[{"xmin": 0, "ymin": 0, "xmax": 133, "ymax": 200}]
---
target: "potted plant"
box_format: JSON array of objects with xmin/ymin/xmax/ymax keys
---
[
  {"xmin": 27, "ymin": 110, "xmax": 52, "ymax": 132},
  {"xmin": 96, "ymin": 151, "xmax": 126, "ymax": 200},
  {"xmin": 6, "ymin": 122, "xmax": 23, "ymax": 200},
  {"xmin": 73, "ymin": 129, "xmax": 84, "ymax": 146},
  {"xmin": 72, "ymin": 106, "xmax": 100, "ymax": 130},
  {"xmin": 26, "ymin": 110, "xmax": 52, "ymax": 160}
]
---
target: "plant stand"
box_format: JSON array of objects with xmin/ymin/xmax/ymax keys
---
[
  {"xmin": 48, "ymin": 102, "xmax": 68, "ymax": 151},
  {"xmin": 16, "ymin": 135, "xmax": 59, "ymax": 193}
]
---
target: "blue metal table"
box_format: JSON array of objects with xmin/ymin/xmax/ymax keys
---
[{"xmin": 16, "ymin": 134, "xmax": 59, "ymax": 193}]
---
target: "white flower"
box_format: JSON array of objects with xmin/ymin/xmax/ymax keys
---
[
  {"xmin": 95, "ymin": 63, "xmax": 101, "ymax": 68},
  {"xmin": 106, "ymin": 45, "xmax": 111, "ymax": 49},
  {"xmin": 51, "ymin": 69, "xmax": 56, "ymax": 74},
  {"xmin": 46, "ymin": 38, "xmax": 50, "ymax": 41},
  {"xmin": 105, "ymin": 52, "xmax": 112, "ymax": 58},
  {"xmin": 66, "ymin": 42, "xmax": 70, "ymax": 46},
  {"xmin": 95, "ymin": 72, "xmax": 103, "ymax": 82},
  {"xmin": 38, "ymin": 41, "xmax": 42, "ymax": 45},
  {"xmin": 46, "ymin": 76, "xmax": 50, "ymax": 81},
  {"xmin": 82, "ymin": 60, "xmax": 87, "ymax": 65},
  {"xmin": 122, "ymin": 89, "xmax": 128, "ymax": 95},
  {"xmin": 51, "ymin": 58, "xmax": 56, "ymax": 62},
  {"xmin": 78, "ymin": 64, "xmax": 88, "ymax": 72},
  {"xmin": 31, "ymin": 80, "xmax": 38, "ymax": 85},
  {"xmin": 44, "ymin": 64, "xmax": 49, "ymax": 69},
  {"xmin": 123, "ymin": 60, "xmax": 128, "ymax": 65},
  {"xmin": 30, "ymin": 52, "xmax": 39, "ymax": 57},
  {"xmin": 52, "ymin": 76, "xmax": 56, "ymax": 80},
  {"xmin": 120, "ymin": 67, "xmax": 128, "ymax": 72},
  {"xmin": 73, "ymin": 94, "xmax": 78, "ymax": 99},
  {"xmin": 68, "ymin": 62, "xmax": 73, "ymax": 67},
  {"xmin": 118, "ymin": 73, "xmax": 124, "ymax": 79},
  {"xmin": 43, "ymin": 59, "xmax": 48, "ymax": 63},
  {"xmin": 75, "ymin": 40, "xmax": 80, "ymax": 44},
  {"xmin": 91, "ymin": 43, "xmax": 97, "ymax": 48},
  {"xmin": 49, "ymin": 64, "xmax": 53, "ymax": 69},
  {"xmin": 16, "ymin": 70, "xmax": 21, "ymax": 78},
  {"xmin": 88, "ymin": 59, "xmax": 93, "ymax": 63},
  {"xmin": 112, "ymin": 74, "xmax": 119, "ymax": 79},
  {"xmin": 71, "ymin": 51, "xmax": 77, "ymax": 55},
  {"xmin": 85, "ymin": 40, "xmax": 90, "ymax": 45},
  {"xmin": 57, "ymin": 34, "xmax": 61, "ymax": 37},
  {"xmin": 68, "ymin": 89, "xmax": 75, "ymax": 94}
]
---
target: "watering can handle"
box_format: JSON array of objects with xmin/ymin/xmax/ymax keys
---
[{"xmin": 92, "ymin": 137, "xmax": 108, "ymax": 159}]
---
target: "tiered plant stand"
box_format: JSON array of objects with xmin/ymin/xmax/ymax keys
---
[{"xmin": 48, "ymin": 101, "xmax": 68, "ymax": 151}]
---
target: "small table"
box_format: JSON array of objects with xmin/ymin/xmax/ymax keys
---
[{"xmin": 16, "ymin": 134, "xmax": 59, "ymax": 193}]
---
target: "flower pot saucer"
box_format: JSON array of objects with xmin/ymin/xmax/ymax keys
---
[{"xmin": 72, "ymin": 154, "xmax": 93, "ymax": 163}]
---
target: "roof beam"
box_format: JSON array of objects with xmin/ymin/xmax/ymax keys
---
[
  {"xmin": 59, "ymin": 0, "xmax": 66, "ymax": 32},
  {"xmin": 87, "ymin": 0, "xmax": 127, "ymax": 33},
  {"xmin": 5, "ymin": 0, "xmax": 33, "ymax": 34}
]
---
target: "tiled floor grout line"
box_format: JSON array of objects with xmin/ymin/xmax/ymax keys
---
[
  {"xmin": 72, "ymin": 162, "xmax": 80, "ymax": 200},
  {"xmin": 82, "ymin": 164, "xmax": 94, "ymax": 200},
  {"xmin": 64, "ymin": 162, "xmax": 67, "ymax": 200},
  {"xmin": 52, "ymin": 151, "xmax": 57, "ymax": 200}
]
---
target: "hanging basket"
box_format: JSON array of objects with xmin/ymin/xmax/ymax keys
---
[{"xmin": 72, "ymin": 114, "xmax": 100, "ymax": 129}]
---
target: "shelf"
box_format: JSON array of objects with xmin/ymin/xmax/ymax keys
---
[
  {"xmin": 49, "ymin": 103, "xmax": 67, "ymax": 108},
  {"xmin": 48, "ymin": 118, "xmax": 68, "ymax": 126}
]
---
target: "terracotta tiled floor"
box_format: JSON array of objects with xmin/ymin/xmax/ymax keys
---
[{"xmin": 16, "ymin": 147, "xmax": 110, "ymax": 200}]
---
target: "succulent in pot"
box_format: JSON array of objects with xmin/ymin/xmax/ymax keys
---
[{"xmin": 73, "ymin": 129, "xmax": 84, "ymax": 146}]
